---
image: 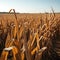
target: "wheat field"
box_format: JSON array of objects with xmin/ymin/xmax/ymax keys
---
[{"xmin": 0, "ymin": 9, "xmax": 60, "ymax": 60}]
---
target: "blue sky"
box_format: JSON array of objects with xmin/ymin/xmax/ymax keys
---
[{"xmin": 0, "ymin": 0, "xmax": 60, "ymax": 13}]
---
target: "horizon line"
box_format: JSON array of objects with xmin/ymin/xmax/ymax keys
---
[{"xmin": 0, "ymin": 11, "xmax": 60, "ymax": 14}]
